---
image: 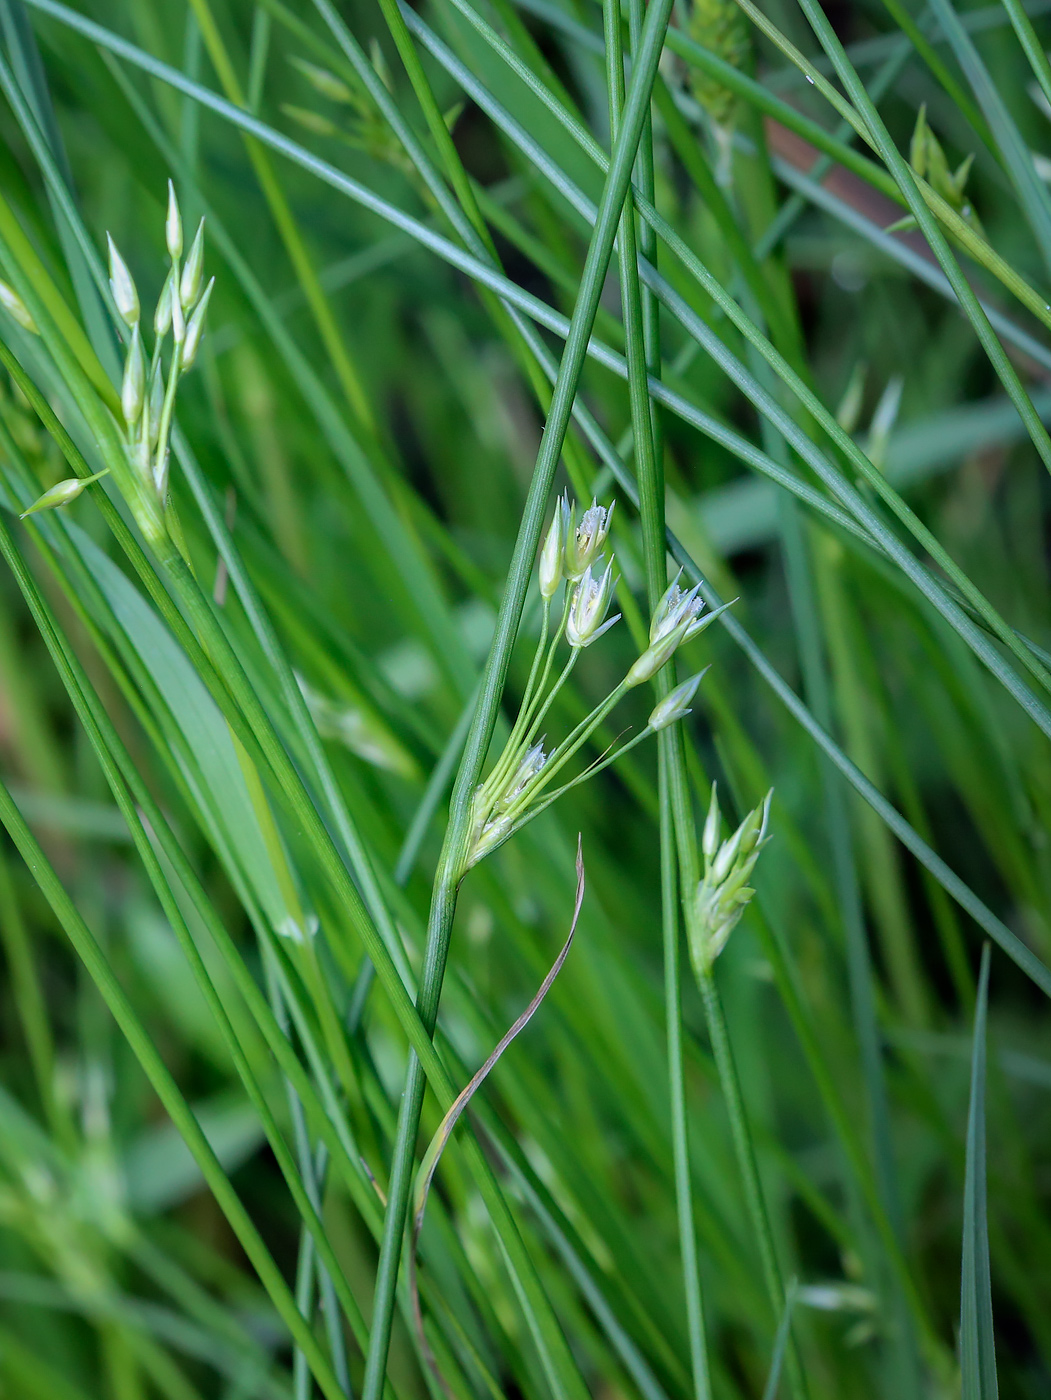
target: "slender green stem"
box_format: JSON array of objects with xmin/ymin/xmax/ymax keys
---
[
  {"xmin": 360, "ymin": 1, "xmax": 680, "ymax": 1388},
  {"xmin": 602, "ymin": 0, "xmax": 713, "ymax": 1387}
]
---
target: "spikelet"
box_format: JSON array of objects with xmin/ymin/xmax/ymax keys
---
[{"xmin": 687, "ymin": 0, "xmax": 750, "ymax": 132}]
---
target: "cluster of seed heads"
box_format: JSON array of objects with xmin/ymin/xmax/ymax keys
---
[
  {"xmin": 14, "ymin": 180, "xmax": 214, "ymax": 526},
  {"xmin": 466, "ymin": 495, "xmax": 737, "ymax": 869},
  {"xmin": 691, "ymin": 784, "xmax": 772, "ymax": 974},
  {"xmin": 111, "ymin": 181, "xmax": 214, "ymax": 504}
]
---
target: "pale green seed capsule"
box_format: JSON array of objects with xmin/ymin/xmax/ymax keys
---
[
  {"xmin": 566, "ymin": 559, "xmax": 619, "ymax": 648},
  {"xmin": 121, "ymin": 325, "xmax": 145, "ymax": 426},
  {"xmin": 166, "ymin": 179, "xmax": 183, "ymax": 261},
  {"xmin": 181, "ymin": 278, "xmax": 214, "ymax": 370},
  {"xmin": 107, "ymin": 235, "xmax": 140, "ymax": 327},
  {"xmin": 180, "ymin": 219, "xmax": 206, "ymax": 310},
  {"xmin": 154, "ymin": 272, "xmax": 174, "ymax": 338},
  {"xmin": 702, "ymin": 782, "xmax": 721, "ymax": 863},
  {"xmin": 564, "ymin": 498, "xmax": 614, "ymax": 581},
  {"xmin": 648, "ymin": 670, "xmax": 708, "ymax": 732},
  {"xmin": 0, "ymin": 279, "xmax": 38, "ymax": 333},
  {"xmin": 19, "ymin": 470, "xmax": 108, "ymax": 518},
  {"xmin": 539, "ymin": 494, "xmax": 569, "ymax": 600}
]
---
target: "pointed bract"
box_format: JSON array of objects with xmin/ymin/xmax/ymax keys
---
[
  {"xmin": 166, "ymin": 180, "xmax": 183, "ymax": 260},
  {"xmin": 19, "ymin": 471, "xmax": 108, "ymax": 518},
  {"xmin": 107, "ymin": 235, "xmax": 140, "ymax": 327},
  {"xmin": 566, "ymin": 560, "xmax": 619, "ymax": 648},
  {"xmin": 0, "ymin": 279, "xmax": 38, "ymax": 333},
  {"xmin": 181, "ymin": 278, "xmax": 214, "ymax": 370},
  {"xmin": 648, "ymin": 670, "xmax": 708, "ymax": 731},
  {"xmin": 539, "ymin": 494, "xmax": 569, "ymax": 599},
  {"xmin": 180, "ymin": 219, "xmax": 206, "ymax": 310},
  {"xmin": 564, "ymin": 498, "xmax": 614, "ymax": 580},
  {"xmin": 121, "ymin": 325, "xmax": 145, "ymax": 427}
]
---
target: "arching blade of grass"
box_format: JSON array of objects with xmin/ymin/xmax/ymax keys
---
[{"xmin": 961, "ymin": 945, "xmax": 998, "ymax": 1400}]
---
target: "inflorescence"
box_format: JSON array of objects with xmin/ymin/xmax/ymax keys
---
[
  {"xmin": 17, "ymin": 181, "xmax": 213, "ymax": 532},
  {"xmin": 465, "ymin": 493, "xmax": 734, "ymax": 869}
]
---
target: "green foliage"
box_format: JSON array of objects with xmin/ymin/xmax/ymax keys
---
[{"xmin": 0, "ymin": 0, "xmax": 1050, "ymax": 1396}]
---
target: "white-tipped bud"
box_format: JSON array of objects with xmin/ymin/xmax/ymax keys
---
[
  {"xmin": 564, "ymin": 498, "xmax": 615, "ymax": 581},
  {"xmin": 702, "ymin": 782, "xmax": 721, "ymax": 862},
  {"xmin": 650, "ymin": 572, "xmax": 702, "ymax": 645},
  {"xmin": 181, "ymin": 277, "xmax": 214, "ymax": 370},
  {"xmin": 166, "ymin": 180, "xmax": 183, "ymax": 260},
  {"xmin": 19, "ymin": 471, "xmax": 107, "ymax": 518},
  {"xmin": 539, "ymin": 494, "xmax": 569, "ymax": 600},
  {"xmin": 180, "ymin": 219, "xmax": 205, "ymax": 310},
  {"xmin": 154, "ymin": 272, "xmax": 174, "ymax": 338},
  {"xmin": 107, "ymin": 235, "xmax": 140, "ymax": 327},
  {"xmin": 649, "ymin": 669, "xmax": 708, "ymax": 732},
  {"xmin": 566, "ymin": 559, "xmax": 620, "ymax": 648},
  {"xmin": 0, "ymin": 279, "xmax": 38, "ymax": 333},
  {"xmin": 121, "ymin": 325, "xmax": 145, "ymax": 426},
  {"xmin": 626, "ymin": 597, "xmax": 736, "ymax": 688}
]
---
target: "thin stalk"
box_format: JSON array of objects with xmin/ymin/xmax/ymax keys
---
[
  {"xmin": 669, "ymin": 776, "xmax": 806, "ymax": 1396},
  {"xmin": 603, "ymin": 0, "xmax": 712, "ymax": 1387},
  {"xmin": 360, "ymin": 0, "xmax": 680, "ymax": 1387}
]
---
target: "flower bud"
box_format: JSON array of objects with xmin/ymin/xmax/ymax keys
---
[
  {"xmin": 564, "ymin": 498, "xmax": 614, "ymax": 581},
  {"xmin": 180, "ymin": 219, "xmax": 206, "ymax": 310},
  {"xmin": 702, "ymin": 782, "xmax": 721, "ymax": 862},
  {"xmin": 107, "ymin": 235, "xmax": 140, "ymax": 327},
  {"xmin": 626, "ymin": 598, "xmax": 735, "ymax": 688},
  {"xmin": 155, "ymin": 272, "xmax": 174, "ymax": 338},
  {"xmin": 121, "ymin": 325, "xmax": 145, "ymax": 426},
  {"xmin": 166, "ymin": 179, "xmax": 183, "ymax": 261},
  {"xmin": 19, "ymin": 470, "xmax": 107, "ymax": 518},
  {"xmin": 650, "ymin": 572, "xmax": 703, "ymax": 645},
  {"xmin": 539, "ymin": 494, "xmax": 569, "ymax": 600},
  {"xmin": 566, "ymin": 560, "xmax": 620, "ymax": 648},
  {"xmin": 181, "ymin": 277, "xmax": 214, "ymax": 370},
  {"xmin": 648, "ymin": 669, "xmax": 708, "ymax": 731},
  {"xmin": 691, "ymin": 789, "xmax": 773, "ymax": 972},
  {"xmin": 0, "ymin": 279, "xmax": 37, "ymax": 333}
]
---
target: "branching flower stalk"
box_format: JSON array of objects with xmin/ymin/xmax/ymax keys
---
[
  {"xmin": 465, "ymin": 497, "xmax": 729, "ymax": 870},
  {"xmin": 17, "ymin": 182, "xmax": 214, "ymax": 543},
  {"xmin": 114, "ymin": 183, "xmax": 214, "ymax": 512}
]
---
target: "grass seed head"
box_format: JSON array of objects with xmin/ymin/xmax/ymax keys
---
[
  {"xmin": 0, "ymin": 278, "xmax": 38, "ymax": 333},
  {"xmin": 564, "ymin": 497, "xmax": 614, "ymax": 580},
  {"xmin": 107, "ymin": 235, "xmax": 140, "ymax": 327},
  {"xmin": 539, "ymin": 493, "xmax": 570, "ymax": 599},
  {"xmin": 566, "ymin": 560, "xmax": 620, "ymax": 648}
]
